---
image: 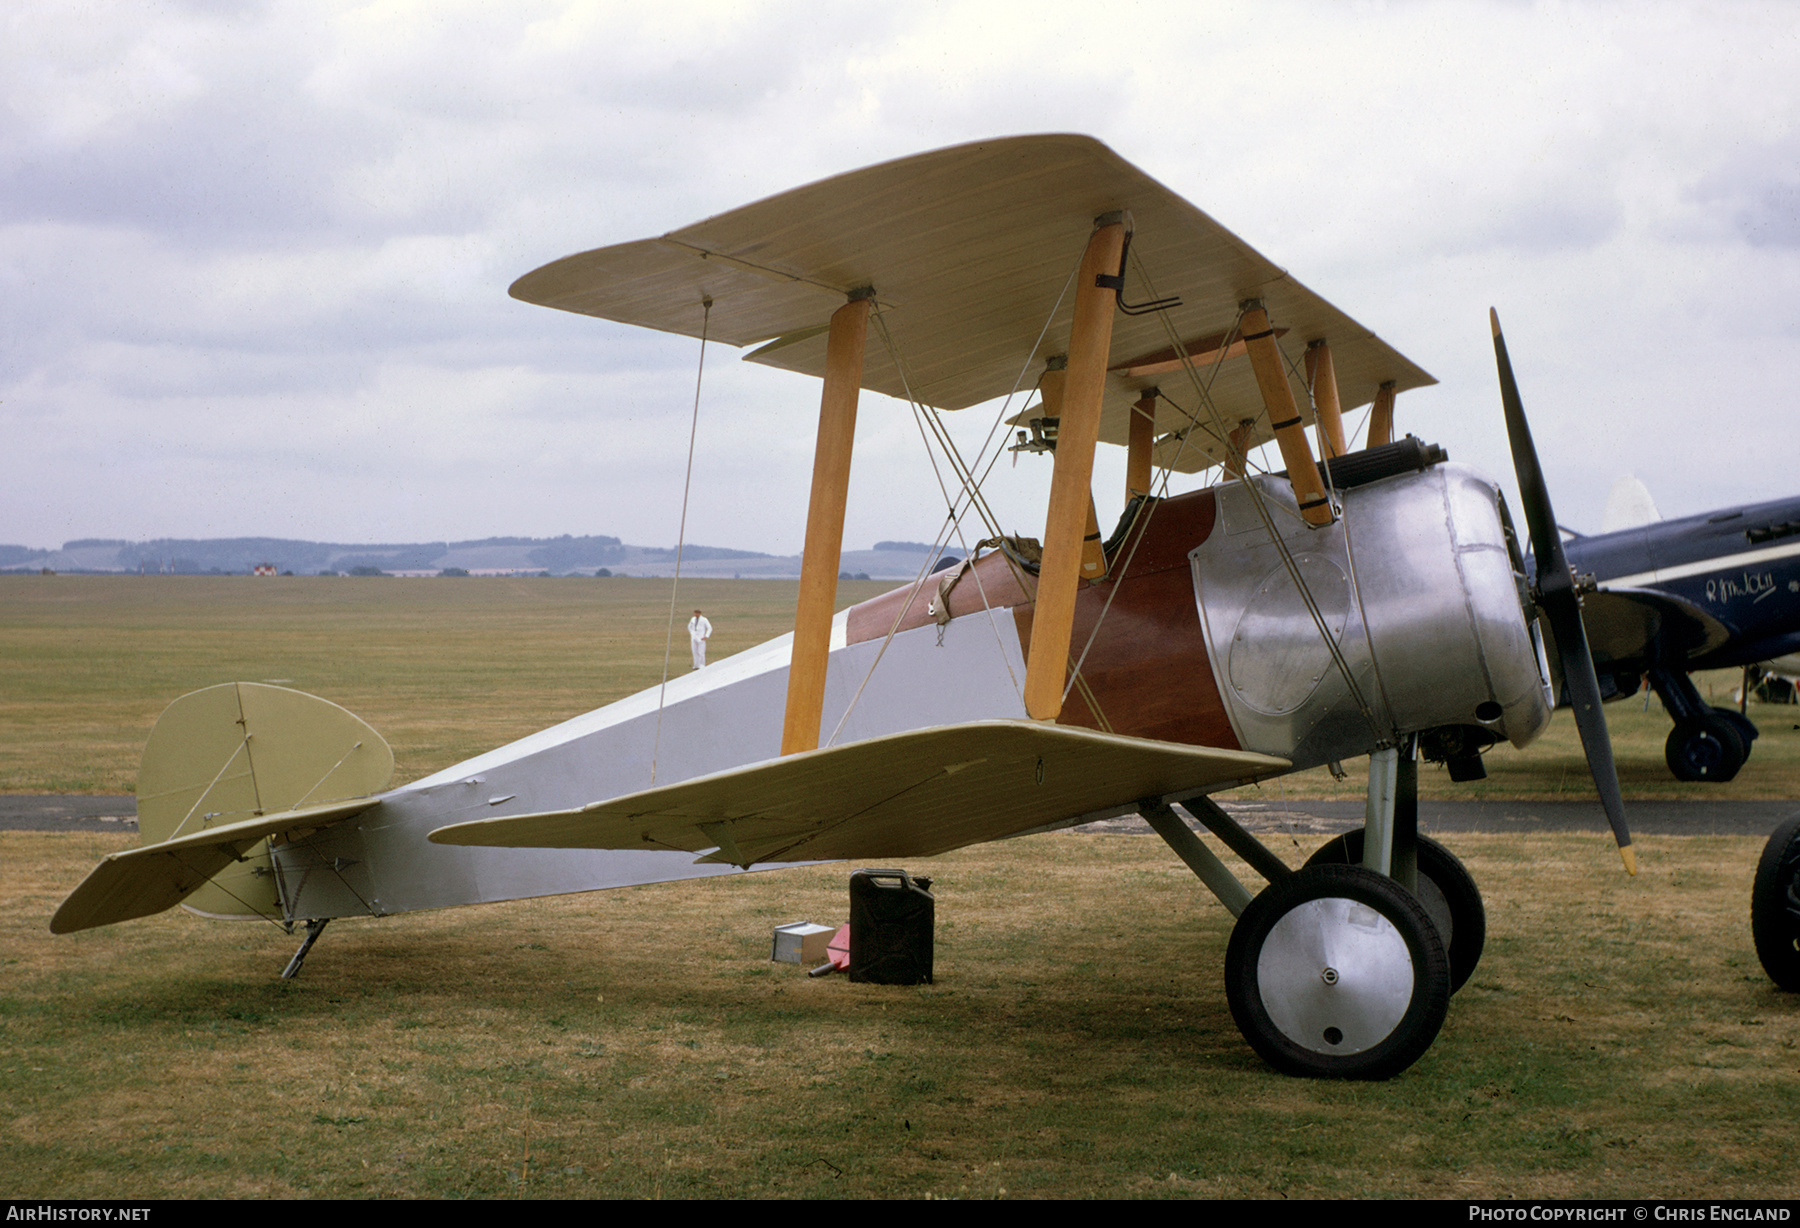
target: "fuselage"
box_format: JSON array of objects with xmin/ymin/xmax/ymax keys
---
[
  {"xmin": 859, "ymin": 461, "xmax": 1551, "ymax": 768},
  {"xmin": 262, "ymin": 459, "xmax": 1549, "ymax": 925},
  {"xmin": 1561, "ymin": 495, "xmax": 1800, "ymax": 670}
]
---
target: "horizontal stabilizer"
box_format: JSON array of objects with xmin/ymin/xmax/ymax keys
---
[
  {"xmin": 51, "ymin": 795, "xmax": 379, "ymax": 934},
  {"xmin": 428, "ymin": 720, "xmax": 1286, "ymax": 867}
]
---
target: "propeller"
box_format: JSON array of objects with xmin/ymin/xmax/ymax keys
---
[{"xmin": 1490, "ymin": 308, "xmax": 1636, "ymax": 875}]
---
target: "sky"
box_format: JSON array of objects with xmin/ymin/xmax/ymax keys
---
[{"xmin": 4, "ymin": 0, "xmax": 1798, "ymax": 557}]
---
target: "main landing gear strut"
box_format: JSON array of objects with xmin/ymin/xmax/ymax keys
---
[
  {"xmin": 1144, "ymin": 737, "xmax": 1481, "ymax": 1079},
  {"xmin": 1649, "ymin": 666, "xmax": 1756, "ymax": 783}
]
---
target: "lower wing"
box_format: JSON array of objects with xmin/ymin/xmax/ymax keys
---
[{"xmin": 429, "ymin": 719, "xmax": 1286, "ymax": 867}]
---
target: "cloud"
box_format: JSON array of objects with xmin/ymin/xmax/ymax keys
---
[{"xmin": 3, "ymin": 0, "xmax": 1799, "ymax": 552}]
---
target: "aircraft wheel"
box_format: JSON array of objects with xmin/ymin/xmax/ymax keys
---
[
  {"xmin": 1665, "ymin": 714, "xmax": 1746, "ymax": 782},
  {"xmin": 1225, "ymin": 864, "xmax": 1449, "ymax": 1079},
  {"xmin": 1712, "ymin": 706, "xmax": 1760, "ymax": 751},
  {"xmin": 1305, "ymin": 830, "xmax": 1486, "ymax": 993},
  {"xmin": 1752, "ymin": 812, "xmax": 1800, "ymax": 992}
]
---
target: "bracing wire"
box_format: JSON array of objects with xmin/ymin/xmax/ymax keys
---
[
  {"xmin": 164, "ymin": 845, "xmax": 294, "ymax": 933},
  {"xmin": 819, "ymin": 250, "xmax": 1088, "ymax": 743},
  {"xmin": 169, "ymin": 739, "xmax": 253, "ymax": 840},
  {"xmin": 822, "ymin": 320, "xmax": 1039, "ymax": 741},
  {"xmin": 289, "ymin": 740, "xmax": 367, "ymax": 811},
  {"xmin": 1061, "ymin": 290, "xmax": 1249, "ymax": 709},
  {"xmin": 1062, "ymin": 247, "xmax": 1388, "ymax": 744},
  {"xmin": 650, "ymin": 297, "xmax": 711, "ymax": 784},
  {"xmin": 866, "ymin": 238, "xmax": 1080, "ymax": 552}
]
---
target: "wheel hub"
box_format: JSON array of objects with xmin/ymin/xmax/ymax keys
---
[{"xmin": 1257, "ymin": 897, "xmax": 1416, "ymax": 1055}]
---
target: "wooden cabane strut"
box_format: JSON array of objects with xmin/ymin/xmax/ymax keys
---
[
  {"xmin": 1239, "ymin": 300, "xmax": 1335, "ymax": 528},
  {"xmin": 1035, "ymin": 355, "xmax": 1111, "ymax": 586},
  {"xmin": 1127, "ymin": 389, "xmax": 1157, "ymax": 500},
  {"xmin": 1305, "ymin": 339, "xmax": 1348, "ymax": 461}
]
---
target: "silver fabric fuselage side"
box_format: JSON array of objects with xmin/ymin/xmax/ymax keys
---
[{"xmin": 268, "ymin": 609, "xmax": 1028, "ymax": 919}]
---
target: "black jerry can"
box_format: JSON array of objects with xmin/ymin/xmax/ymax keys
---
[{"xmin": 848, "ymin": 868, "xmax": 934, "ymax": 984}]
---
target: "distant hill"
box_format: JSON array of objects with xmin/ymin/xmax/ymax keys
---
[{"xmin": 0, "ymin": 534, "xmax": 959, "ymax": 581}]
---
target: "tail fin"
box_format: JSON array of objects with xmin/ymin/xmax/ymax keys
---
[
  {"xmin": 52, "ymin": 684, "xmax": 393, "ymax": 934},
  {"xmin": 1599, "ymin": 475, "xmax": 1662, "ymax": 533}
]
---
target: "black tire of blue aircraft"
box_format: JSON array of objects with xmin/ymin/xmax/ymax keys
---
[
  {"xmin": 1712, "ymin": 706, "xmax": 1760, "ymax": 752},
  {"xmin": 1751, "ymin": 811, "xmax": 1800, "ymax": 992},
  {"xmin": 1304, "ymin": 830, "xmax": 1486, "ymax": 994},
  {"xmin": 1225, "ymin": 864, "xmax": 1450, "ymax": 1080},
  {"xmin": 1665, "ymin": 713, "xmax": 1747, "ymax": 782}
]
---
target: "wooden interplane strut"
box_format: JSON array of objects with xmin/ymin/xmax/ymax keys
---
[
  {"xmin": 1369, "ymin": 380, "xmax": 1397, "ymax": 447},
  {"xmin": 781, "ymin": 294, "xmax": 871, "ymax": 755},
  {"xmin": 1025, "ymin": 221, "xmax": 1126, "ymax": 720}
]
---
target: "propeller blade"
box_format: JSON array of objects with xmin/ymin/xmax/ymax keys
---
[
  {"xmin": 1490, "ymin": 309, "xmax": 1636, "ymax": 874},
  {"xmin": 1490, "ymin": 309, "xmax": 1567, "ymax": 591}
]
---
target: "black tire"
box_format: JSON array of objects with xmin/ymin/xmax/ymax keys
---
[
  {"xmin": 1225, "ymin": 863, "xmax": 1450, "ymax": 1079},
  {"xmin": 1666, "ymin": 714, "xmax": 1747, "ymax": 782},
  {"xmin": 1306, "ymin": 830, "xmax": 1486, "ymax": 994},
  {"xmin": 1713, "ymin": 705, "xmax": 1760, "ymax": 749},
  {"xmin": 1752, "ymin": 812, "xmax": 1800, "ymax": 992}
]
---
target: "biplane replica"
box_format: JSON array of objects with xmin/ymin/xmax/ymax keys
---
[{"xmin": 53, "ymin": 135, "xmax": 1638, "ymax": 1079}]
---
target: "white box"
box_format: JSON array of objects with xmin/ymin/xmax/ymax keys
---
[{"xmin": 772, "ymin": 921, "xmax": 835, "ymax": 964}]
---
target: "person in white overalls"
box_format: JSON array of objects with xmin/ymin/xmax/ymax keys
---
[{"xmin": 687, "ymin": 609, "xmax": 713, "ymax": 670}]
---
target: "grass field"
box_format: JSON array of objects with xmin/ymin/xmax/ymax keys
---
[
  {"xmin": 3, "ymin": 573, "xmax": 1799, "ymax": 799},
  {"xmin": 0, "ymin": 574, "xmax": 894, "ymax": 794},
  {"xmin": 6, "ymin": 829, "xmax": 1796, "ymax": 1199},
  {"xmin": 3, "ymin": 575, "xmax": 1798, "ymax": 1199}
]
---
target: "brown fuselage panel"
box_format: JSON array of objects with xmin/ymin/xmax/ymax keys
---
[
  {"xmin": 841, "ymin": 489, "xmax": 1237, "ymax": 750},
  {"xmin": 1053, "ymin": 491, "xmax": 1236, "ymax": 748}
]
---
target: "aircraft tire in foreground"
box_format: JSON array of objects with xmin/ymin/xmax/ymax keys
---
[
  {"xmin": 1665, "ymin": 713, "xmax": 1747, "ymax": 783},
  {"xmin": 1304, "ymin": 830, "xmax": 1486, "ymax": 994},
  {"xmin": 1751, "ymin": 811, "xmax": 1800, "ymax": 992},
  {"xmin": 1225, "ymin": 864, "xmax": 1450, "ymax": 1080}
]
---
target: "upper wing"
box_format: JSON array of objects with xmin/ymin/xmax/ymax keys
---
[
  {"xmin": 429, "ymin": 719, "xmax": 1287, "ymax": 867},
  {"xmin": 509, "ymin": 134, "xmax": 1434, "ymax": 473}
]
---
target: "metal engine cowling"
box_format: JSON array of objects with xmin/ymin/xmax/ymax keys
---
[{"xmin": 1191, "ymin": 464, "xmax": 1552, "ymax": 771}]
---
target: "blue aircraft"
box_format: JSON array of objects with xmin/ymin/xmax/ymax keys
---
[{"xmin": 1551, "ymin": 494, "xmax": 1800, "ymax": 781}]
